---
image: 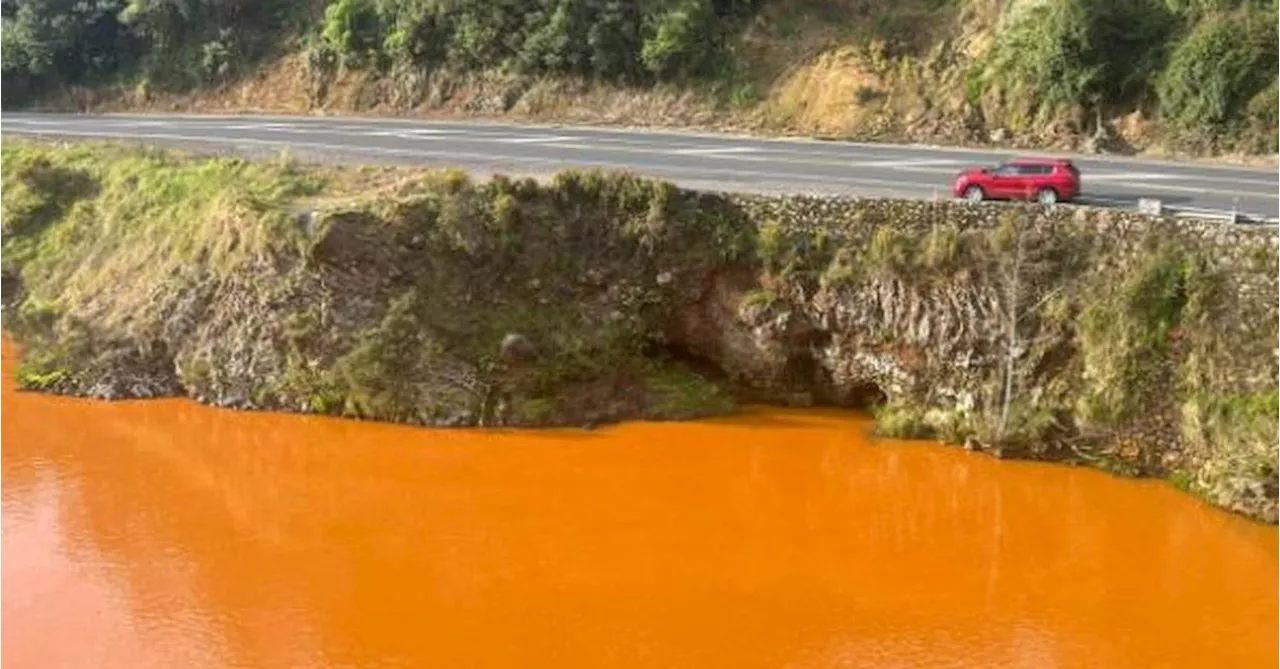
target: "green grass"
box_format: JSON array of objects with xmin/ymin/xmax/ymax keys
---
[
  {"xmin": 645, "ymin": 363, "xmax": 737, "ymax": 418},
  {"xmin": 1076, "ymin": 243, "xmax": 1200, "ymax": 425},
  {"xmin": 15, "ymin": 364, "xmax": 69, "ymax": 390},
  {"xmin": 1180, "ymin": 390, "xmax": 1280, "ymax": 488},
  {"xmin": 873, "ymin": 402, "xmax": 933, "ymax": 439},
  {"xmin": 1, "ymin": 139, "xmax": 758, "ymax": 427},
  {"xmin": 1, "ymin": 141, "xmax": 324, "ymax": 332}
]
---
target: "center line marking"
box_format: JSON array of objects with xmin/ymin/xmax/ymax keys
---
[
  {"xmin": 495, "ymin": 136, "xmax": 579, "ymax": 144},
  {"xmin": 363, "ymin": 129, "xmax": 456, "ymax": 140},
  {"xmin": 1083, "ymin": 173, "xmax": 1172, "ymax": 181},
  {"xmin": 670, "ymin": 147, "xmax": 759, "ymax": 156},
  {"xmin": 858, "ymin": 159, "xmax": 970, "ymax": 168}
]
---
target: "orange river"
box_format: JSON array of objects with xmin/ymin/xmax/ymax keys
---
[{"xmin": 2, "ymin": 345, "xmax": 1276, "ymax": 668}]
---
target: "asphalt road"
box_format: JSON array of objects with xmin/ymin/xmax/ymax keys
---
[{"xmin": 4, "ymin": 112, "xmax": 1277, "ymax": 222}]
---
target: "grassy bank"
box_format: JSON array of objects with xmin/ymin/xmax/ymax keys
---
[
  {"xmin": 1, "ymin": 140, "xmax": 748, "ymax": 426},
  {"xmin": 2, "ymin": 139, "xmax": 1276, "ymax": 521},
  {"xmin": 4, "ymin": 1, "xmax": 1277, "ymax": 160}
]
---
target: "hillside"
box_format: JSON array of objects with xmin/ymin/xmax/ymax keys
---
[{"xmin": 3, "ymin": 0, "xmax": 1277, "ymax": 159}]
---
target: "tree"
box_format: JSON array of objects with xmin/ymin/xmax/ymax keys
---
[
  {"xmin": 987, "ymin": 206, "xmax": 1074, "ymax": 445},
  {"xmin": 640, "ymin": 0, "xmax": 720, "ymax": 79},
  {"xmin": 4, "ymin": 0, "xmax": 130, "ymax": 78}
]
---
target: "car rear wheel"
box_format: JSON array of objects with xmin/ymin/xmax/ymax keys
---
[
  {"xmin": 1037, "ymin": 188, "xmax": 1059, "ymax": 206},
  {"xmin": 964, "ymin": 186, "xmax": 985, "ymax": 203}
]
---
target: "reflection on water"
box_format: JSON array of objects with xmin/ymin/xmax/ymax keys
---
[{"xmin": 2, "ymin": 346, "xmax": 1276, "ymax": 668}]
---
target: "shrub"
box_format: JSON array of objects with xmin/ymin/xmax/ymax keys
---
[
  {"xmin": 322, "ymin": 0, "xmax": 383, "ymax": 60},
  {"xmin": 200, "ymin": 34, "xmax": 232, "ymax": 80},
  {"xmin": 1239, "ymin": 77, "xmax": 1279, "ymax": 152},
  {"xmin": 381, "ymin": 5, "xmax": 450, "ymax": 66},
  {"xmin": 1076, "ymin": 244, "xmax": 1198, "ymax": 424},
  {"xmin": 586, "ymin": 0, "xmax": 645, "ymax": 80},
  {"xmin": 1157, "ymin": 7, "xmax": 1278, "ymax": 144},
  {"xmin": 517, "ymin": 0, "xmax": 592, "ymax": 74},
  {"xmin": 639, "ymin": 0, "xmax": 736, "ymax": 80},
  {"xmin": 1245, "ymin": 77, "xmax": 1279, "ymax": 127},
  {"xmin": 983, "ymin": 0, "xmax": 1174, "ymax": 122},
  {"xmin": 984, "ymin": 0, "xmax": 1101, "ymax": 118}
]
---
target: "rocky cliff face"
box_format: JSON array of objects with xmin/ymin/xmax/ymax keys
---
[
  {"xmin": 673, "ymin": 197, "xmax": 1278, "ymax": 521},
  {"xmin": 3, "ymin": 141, "xmax": 1276, "ymax": 521}
]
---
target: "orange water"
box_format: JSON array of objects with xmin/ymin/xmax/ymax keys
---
[{"xmin": 2, "ymin": 346, "xmax": 1276, "ymax": 668}]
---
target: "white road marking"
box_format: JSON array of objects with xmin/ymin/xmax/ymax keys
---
[
  {"xmin": 857, "ymin": 159, "xmax": 970, "ymax": 168},
  {"xmin": 364, "ymin": 129, "xmax": 455, "ymax": 139},
  {"xmin": 220, "ymin": 122, "xmax": 314, "ymax": 132},
  {"xmin": 5, "ymin": 119, "xmax": 62, "ymax": 125},
  {"xmin": 494, "ymin": 135, "xmax": 579, "ymax": 144},
  {"xmin": 669, "ymin": 147, "xmax": 759, "ymax": 156},
  {"xmin": 1084, "ymin": 172, "xmax": 1172, "ymax": 181},
  {"xmin": 102, "ymin": 120, "xmax": 176, "ymax": 128}
]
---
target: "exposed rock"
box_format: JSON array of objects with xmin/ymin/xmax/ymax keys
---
[{"xmin": 499, "ymin": 333, "xmax": 538, "ymax": 363}]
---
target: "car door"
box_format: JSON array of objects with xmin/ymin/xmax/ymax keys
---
[
  {"xmin": 1024, "ymin": 164, "xmax": 1053, "ymax": 198},
  {"xmin": 988, "ymin": 164, "xmax": 1023, "ymax": 198}
]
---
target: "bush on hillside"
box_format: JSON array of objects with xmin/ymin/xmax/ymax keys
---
[
  {"xmin": 981, "ymin": 0, "xmax": 1174, "ymax": 125},
  {"xmin": 1, "ymin": 0, "xmax": 136, "ymax": 100},
  {"xmin": 1245, "ymin": 77, "xmax": 1279, "ymax": 120},
  {"xmin": 321, "ymin": 0, "xmax": 381, "ymax": 61},
  {"xmin": 314, "ymin": 0, "xmax": 751, "ymax": 82},
  {"xmin": 1157, "ymin": 6, "xmax": 1278, "ymax": 148},
  {"xmin": 0, "ymin": 0, "xmax": 299, "ymax": 99},
  {"xmin": 640, "ymin": 0, "xmax": 723, "ymax": 78}
]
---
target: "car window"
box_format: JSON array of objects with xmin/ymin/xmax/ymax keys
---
[{"xmin": 993, "ymin": 165, "xmax": 1019, "ymax": 177}]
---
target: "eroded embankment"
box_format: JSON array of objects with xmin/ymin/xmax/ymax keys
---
[{"xmin": 2, "ymin": 141, "xmax": 1276, "ymax": 521}]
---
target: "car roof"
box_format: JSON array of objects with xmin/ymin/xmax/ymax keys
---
[{"xmin": 1006, "ymin": 157, "xmax": 1075, "ymax": 166}]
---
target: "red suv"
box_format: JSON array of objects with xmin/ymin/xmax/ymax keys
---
[{"xmin": 952, "ymin": 158, "xmax": 1080, "ymax": 205}]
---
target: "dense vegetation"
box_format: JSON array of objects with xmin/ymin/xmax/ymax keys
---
[
  {"xmin": 1, "ymin": 0, "xmax": 309, "ymax": 94},
  {"xmin": 1, "ymin": 0, "xmax": 1277, "ymax": 147},
  {"xmin": 979, "ymin": 0, "xmax": 1277, "ymax": 151},
  {"xmin": 1, "ymin": 0, "xmax": 760, "ymax": 93},
  {"xmin": 316, "ymin": 0, "xmax": 759, "ymax": 81}
]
